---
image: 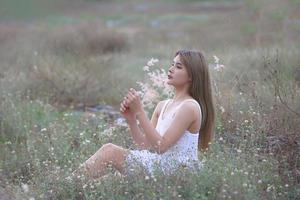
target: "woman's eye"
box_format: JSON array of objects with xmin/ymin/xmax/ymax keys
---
[{"xmin": 176, "ymin": 65, "xmax": 182, "ymax": 69}]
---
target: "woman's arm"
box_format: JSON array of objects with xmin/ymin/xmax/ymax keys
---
[
  {"xmin": 126, "ymin": 89, "xmax": 198, "ymax": 154},
  {"xmin": 126, "ymin": 100, "xmax": 164, "ymax": 150},
  {"xmin": 127, "ymin": 120, "xmax": 151, "ymax": 150},
  {"xmin": 137, "ymin": 103, "xmax": 196, "ymax": 154}
]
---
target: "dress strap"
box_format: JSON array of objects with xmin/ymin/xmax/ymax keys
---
[{"xmin": 159, "ymin": 99, "xmax": 171, "ymax": 120}]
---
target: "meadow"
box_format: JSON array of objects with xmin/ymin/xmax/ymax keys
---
[{"xmin": 0, "ymin": 0, "xmax": 299, "ymax": 199}]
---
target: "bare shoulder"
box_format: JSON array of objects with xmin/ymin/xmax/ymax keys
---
[{"xmin": 177, "ymin": 100, "xmax": 201, "ymax": 119}]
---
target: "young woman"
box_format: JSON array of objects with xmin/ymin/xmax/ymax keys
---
[{"xmin": 74, "ymin": 50, "xmax": 215, "ymax": 180}]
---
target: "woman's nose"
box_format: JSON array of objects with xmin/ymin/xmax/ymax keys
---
[{"xmin": 168, "ymin": 66, "xmax": 174, "ymax": 73}]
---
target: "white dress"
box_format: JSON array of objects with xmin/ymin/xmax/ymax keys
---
[{"xmin": 124, "ymin": 99, "xmax": 203, "ymax": 177}]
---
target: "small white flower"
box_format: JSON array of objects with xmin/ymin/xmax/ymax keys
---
[
  {"xmin": 21, "ymin": 183, "xmax": 29, "ymax": 193},
  {"xmin": 83, "ymin": 184, "xmax": 88, "ymax": 189},
  {"xmin": 258, "ymin": 180, "xmax": 262, "ymax": 183},
  {"xmin": 147, "ymin": 58, "xmax": 159, "ymax": 66},
  {"xmin": 145, "ymin": 175, "xmax": 150, "ymax": 180},
  {"xmin": 213, "ymin": 55, "xmax": 219, "ymax": 63},
  {"xmin": 41, "ymin": 128, "xmax": 47, "ymax": 132},
  {"xmin": 143, "ymin": 66, "xmax": 149, "ymax": 71},
  {"xmin": 219, "ymin": 106, "xmax": 225, "ymax": 113}
]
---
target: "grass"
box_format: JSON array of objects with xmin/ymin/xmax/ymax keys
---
[{"xmin": 0, "ymin": 0, "xmax": 299, "ymax": 199}]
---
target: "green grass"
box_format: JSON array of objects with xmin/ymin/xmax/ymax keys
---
[{"xmin": 0, "ymin": 94, "xmax": 293, "ymax": 199}]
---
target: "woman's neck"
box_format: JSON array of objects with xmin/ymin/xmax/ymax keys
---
[{"xmin": 173, "ymin": 87, "xmax": 191, "ymax": 103}]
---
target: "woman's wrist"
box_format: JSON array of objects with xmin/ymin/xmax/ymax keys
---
[
  {"xmin": 136, "ymin": 109, "xmax": 146, "ymax": 121},
  {"xmin": 126, "ymin": 118, "xmax": 137, "ymax": 125}
]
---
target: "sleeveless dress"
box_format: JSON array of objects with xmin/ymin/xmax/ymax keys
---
[{"xmin": 124, "ymin": 99, "xmax": 203, "ymax": 177}]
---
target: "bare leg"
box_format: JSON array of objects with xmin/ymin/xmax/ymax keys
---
[{"xmin": 73, "ymin": 143, "xmax": 130, "ymax": 180}]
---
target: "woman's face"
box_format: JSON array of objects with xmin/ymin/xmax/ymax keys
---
[{"xmin": 166, "ymin": 54, "xmax": 191, "ymax": 87}]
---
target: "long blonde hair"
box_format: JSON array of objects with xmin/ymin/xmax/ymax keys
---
[{"xmin": 175, "ymin": 50, "xmax": 215, "ymax": 152}]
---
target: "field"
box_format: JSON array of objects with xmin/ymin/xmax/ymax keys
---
[{"xmin": 0, "ymin": 0, "xmax": 300, "ymax": 199}]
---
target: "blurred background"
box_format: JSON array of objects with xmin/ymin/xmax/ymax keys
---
[{"xmin": 0, "ymin": 0, "xmax": 299, "ymax": 199}]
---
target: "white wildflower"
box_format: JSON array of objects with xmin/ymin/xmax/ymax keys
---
[
  {"xmin": 213, "ymin": 55, "xmax": 225, "ymax": 72},
  {"xmin": 147, "ymin": 58, "xmax": 159, "ymax": 66},
  {"xmin": 143, "ymin": 66, "xmax": 149, "ymax": 71},
  {"xmin": 219, "ymin": 106, "xmax": 225, "ymax": 113},
  {"xmin": 213, "ymin": 55, "xmax": 219, "ymax": 63},
  {"xmin": 21, "ymin": 183, "xmax": 29, "ymax": 193}
]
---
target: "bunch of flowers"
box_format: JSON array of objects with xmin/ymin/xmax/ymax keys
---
[{"xmin": 136, "ymin": 58, "xmax": 173, "ymax": 111}]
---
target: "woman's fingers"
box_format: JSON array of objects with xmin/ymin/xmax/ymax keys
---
[
  {"xmin": 126, "ymin": 92, "xmax": 135, "ymax": 102},
  {"xmin": 129, "ymin": 88, "xmax": 139, "ymax": 99}
]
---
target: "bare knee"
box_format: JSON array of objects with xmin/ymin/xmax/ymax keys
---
[
  {"xmin": 100, "ymin": 143, "xmax": 117, "ymax": 154},
  {"xmin": 100, "ymin": 143, "xmax": 128, "ymax": 169}
]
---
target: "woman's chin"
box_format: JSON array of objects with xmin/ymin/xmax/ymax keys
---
[{"xmin": 166, "ymin": 80, "xmax": 173, "ymax": 85}]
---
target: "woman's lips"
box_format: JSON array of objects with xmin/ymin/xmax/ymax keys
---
[{"xmin": 167, "ymin": 75, "xmax": 173, "ymax": 79}]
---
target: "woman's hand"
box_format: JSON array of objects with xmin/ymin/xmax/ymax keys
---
[
  {"xmin": 120, "ymin": 97, "xmax": 136, "ymax": 124},
  {"xmin": 125, "ymin": 88, "xmax": 143, "ymax": 115}
]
